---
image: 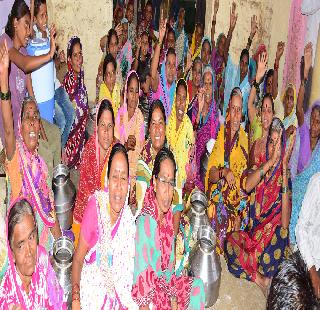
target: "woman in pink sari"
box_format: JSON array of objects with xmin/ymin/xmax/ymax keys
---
[
  {"xmin": 0, "ymin": 198, "xmax": 66, "ymax": 309},
  {"xmin": 71, "ymin": 144, "xmax": 137, "ymax": 309},
  {"xmin": 115, "ymin": 70, "xmax": 145, "ymax": 203}
]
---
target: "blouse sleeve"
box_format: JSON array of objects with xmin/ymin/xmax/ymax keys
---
[
  {"xmin": 80, "ymin": 195, "xmax": 98, "ymax": 249},
  {"xmin": 132, "ymin": 215, "xmax": 159, "ymax": 306},
  {"xmin": 5, "ymin": 148, "xmax": 22, "ymax": 201}
]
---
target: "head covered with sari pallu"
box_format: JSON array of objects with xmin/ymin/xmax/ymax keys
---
[
  {"xmin": 63, "ymin": 36, "xmax": 89, "ymax": 170},
  {"xmin": 192, "ymin": 65, "xmax": 219, "ymax": 191},
  {"xmin": 0, "ymin": 198, "xmax": 65, "ymax": 309},
  {"xmin": 73, "ymin": 98, "xmax": 116, "ymax": 223},
  {"xmin": 251, "ymin": 117, "xmax": 286, "ymax": 231},
  {"xmin": 205, "ymin": 87, "xmax": 248, "ymax": 253},
  {"xmin": 14, "ymin": 97, "xmax": 55, "ymax": 249},
  {"xmin": 224, "ymin": 118, "xmax": 290, "ymax": 282}
]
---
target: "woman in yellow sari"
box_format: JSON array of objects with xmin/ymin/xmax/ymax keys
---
[
  {"xmin": 205, "ymin": 87, "xmax": 249, "ymax": 254},
  {"xmin": 166, "ymin": 79, "xmax": 195, "ymax": 236}
]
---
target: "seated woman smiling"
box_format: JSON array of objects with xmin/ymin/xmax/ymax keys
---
[
  {"xmin": 132, "ymin": 147, "xmax": 205, "ymax": 309},
  {"xmin": 0, "ymin": 199, "xmax": 66, "ymax": 309},
  {"xmin": 71, "ymin": 143, "xmax": 137, "ymax": 309}
]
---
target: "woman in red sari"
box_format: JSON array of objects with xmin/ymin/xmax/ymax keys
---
[
  {"xmin": 73, "ymin": 99, "xmax": 116, "ymax": 242},
  {"xmin": 63, "ymin": 36, "xmax": 89, "ymax": 169},
  {"xmin": 225, "ymin": 118, "xmax": 294, "ymax": 295}
]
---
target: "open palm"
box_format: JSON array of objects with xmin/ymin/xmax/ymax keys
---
[{"xmin": 0, "ymin": 40, "xmax": 9, "ymax": 76}]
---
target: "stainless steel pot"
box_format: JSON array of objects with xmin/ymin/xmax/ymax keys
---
[
  {"xmin": 52, "ymin": 164, "xmax": 76, "ymax": 230},
  {"xmin": 188, "ymin": 225, "xmax": 221, "ymax": 307},
  {"xmin": 52, "ymin": 236, "xmax": 75, "ymax": 309},
  {"xmin": 187, "ymin": 190, "xmax": 209, "ymax": 240}
]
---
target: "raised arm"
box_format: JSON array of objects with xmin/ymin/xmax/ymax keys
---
[
  {"xmin": 8, "ymin": 25, "xmax": 56, "ymax": 74},
  {"xmin": 246, "ymin": 15, "xmax": 258, "ymax": 51},
  {"xmin": 150, "ymin": 16, "xmax": 167, "ymax": 92},
  {"xmin": 248, "ymin": 52, "xmax": 268, "ymax": 124},
  {"xmin": 296, "ymin": 42, "xmax": 313, "ymax": 127},
  {"xmin": 272, "ymin": 42, "xmax": 285, "ymax": 99},
  {"xmin": 0, "ymin": 40, "xmax": 16, "ymax": 160},
  {"xmin": 223, "ymin": 1, "xmax": 237, "ymax": 64},
  {"xmin": 211, "ymin": 0, "xmax": 219, "ymax": 49}
]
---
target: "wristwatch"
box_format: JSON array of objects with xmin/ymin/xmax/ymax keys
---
[{"xmin": 0, "ymin": 90, "xmax": 11, "ymax": 100}]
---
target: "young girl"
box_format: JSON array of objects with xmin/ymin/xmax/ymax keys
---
[
  {"xmin": 32, "ymin": 0, "xmax": 75, "ymax": 147},
  {"xmin": 98, "ymin": 53, "xmax": 121, "ymax": 118}
]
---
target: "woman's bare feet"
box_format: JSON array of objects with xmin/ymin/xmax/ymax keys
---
[{"xmin": 255, "ymin": 272, "xmax": 271, "ymax": 297}]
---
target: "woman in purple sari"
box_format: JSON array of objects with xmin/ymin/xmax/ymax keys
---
[{"xmin": 192, "ymin": 65, "xmax": 220, "ymax": 191}]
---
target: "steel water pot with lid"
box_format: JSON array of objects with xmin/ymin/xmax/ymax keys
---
[
  {"xmin": 52, "ymin": 236, "xmax": 75, "ymax": 309},
  {"xmin": 188, "ymin": 225, "xmax": 221, "ymax": 307},
  {"xmin": 52, "ymin": 164, "xmax": 76, "ymax": 230},
  {"xmin": 187, "ymin": 190, "xmax": 209, "ymax": 240}
]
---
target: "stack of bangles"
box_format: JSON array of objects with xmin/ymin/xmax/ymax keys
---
[{"xmin": 72, "ymin": 283, "xmax": 80, "ymax": 303}]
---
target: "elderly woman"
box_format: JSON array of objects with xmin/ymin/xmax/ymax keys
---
[
  {"xmin": 71, "ymin": 144, "xmax": 137, "ymax": 309},
  {"xmin": 63, "ymin": 36, "xmax": 89, "ymax": 170},
  {"xmin": 225, "ymin": 118, "xmax": 293, "ymax": 295},
  {"xmin": 132, "ymin": 147, "xmax": 205, "ymax": 309},
  {"xmin": 73, "ymin": 99, "xmax": 116, "ymax": 241},
  {"xmin": 205, "ymin": 87, "xmax": 248, "ymax": 254},
  {"xmin": 0, "ymin": 199, "xmax": 66, "ymax": 309},
  {"xmin": 115, "ymin": 70, "xmax": 145, "ymax": 202},
  {"xmin": 0, "ymin": 42, "xmax": 61, "ymax": 252},
  {"xmin": 192, "ymin": 65, "xmax": 220, "ymax": 192}
]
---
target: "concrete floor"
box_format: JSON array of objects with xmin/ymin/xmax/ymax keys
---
[{"xmin": 208, "ymin": 257, "xmax": 266, "ymax": 310}]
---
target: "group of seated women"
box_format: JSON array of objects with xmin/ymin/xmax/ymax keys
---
[{"xmin": 0, "ymin": 0, "xmax": 320, "ymax": 308}]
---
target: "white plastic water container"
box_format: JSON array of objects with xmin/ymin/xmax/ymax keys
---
[{"xmin": 27, "ymin": 38, "xmax": 54, "ymax": 123}]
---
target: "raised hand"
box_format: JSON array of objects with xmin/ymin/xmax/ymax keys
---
[
  {"xmin": 115, "ymin": 23, "xmax": 123, "ymax": 39},
  {"xmin": 256, "ymin": 52, "xmax": 268, "ymax": 83},
  {"xmin": 214, "ymin": 0, "xmax": 219, "ymax": 17},
  {"xmin": 304, "ymin": 42, "xmax": 313, "ymax": 80},
  {"xmin": 250, "ymin": 15, "xmax": 258, "ymax": 39},
  {"xmin": 230, "ymin": 2, "xmax": 238, "ymax": 31},
  {"xmin": 275, "ymin": 41, "xmax": 285, "ymax": 62},
  {"xmin": 49, "ymin": 24, "xmax": 56, "ymax": 60},
  {"xmin": 159, "ymin": 13, "xmax": 167, "ymax": 44},
  {"xmin": 0, "ymin": 40, "xmax": 9, "ymax": 78}
]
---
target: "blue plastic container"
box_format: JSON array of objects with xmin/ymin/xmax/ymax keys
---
[{"xmin": 27, "ymin": 38, "xmax": 55, "ymax": 123}]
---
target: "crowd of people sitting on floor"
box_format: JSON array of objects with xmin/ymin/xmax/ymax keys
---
[{"xmin": 0, "ymin": 0, "xmax": 319, "ymax": 309}]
